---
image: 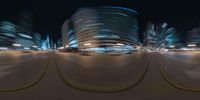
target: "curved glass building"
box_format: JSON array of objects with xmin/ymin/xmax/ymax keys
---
[{"xmin": 62, "ymin": 6, "xmax": 139, "ymax": 53}]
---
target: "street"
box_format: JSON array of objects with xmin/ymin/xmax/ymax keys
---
[{"xmin": 0, "ymin": 51, "xmax": 200, "ymax": 100}]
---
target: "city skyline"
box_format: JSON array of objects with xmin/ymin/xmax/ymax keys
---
[
  {"xmin": 1, "ymin": 2, "xmax": 200, "ymax": 99},
  {"xmin": 0, "ymin": 0, "xmax": 200, "ymax": 41}
]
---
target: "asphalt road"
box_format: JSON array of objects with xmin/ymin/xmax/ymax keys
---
[{"xmin": 0, "ymin": 51, "xmax": 200, "ymax": 100}]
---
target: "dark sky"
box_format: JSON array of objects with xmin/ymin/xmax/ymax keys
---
[{"xmin": 0, "ymin": 0, "xmax": 200, "ymax": 41}]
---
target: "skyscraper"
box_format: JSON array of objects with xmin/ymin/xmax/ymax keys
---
[
  {"xmin": 17, "ymin": 11, "xmax": 34, "ymax": 35},
  {"xmin": 61, "ymin": 19, "xmax": 78, "ymax": 49},
  {"xmin": 62, "ymin": 6, "xmax": 139, "ymax": 53},
  {"xmin": 34, "ymin": 32, "xmax": 42, "ymax": 49},
  {"xmin": 13, "ymin": 11, "xmax": 35, "ymax": 49}
]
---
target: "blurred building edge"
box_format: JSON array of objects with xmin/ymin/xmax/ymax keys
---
[
  {"xmin": 14, "ymin": 11, "xmax": 34, "ymax": 50},
  {"xmin": 41, "ymin": 34, "xmax": 53, "ymax": 50},
  {"xmin": 61, "ymin": 6, "xmax": 140, "ymax": 53},
  {"xmin": 187, "ymin": 28, "xmax": 200, "ymax": 48},
  {"xmin": 17, "ymin": 11, "xmax": 34, "ymax": 36},
  {"xmin": 34, "ymin": 32, "xmax": 42, "ymax": 49},
  {"xmin": 143, "ymin": 22, "xmax": 182, "ymax": 51},
  {"xmin": 143, "ymin": 22, "xmax": 157, "ymax": 49},
  {"xmin": 61, "ymin": 19, "xmax": 78, "ymax": 52},
  {"xmin": 0, "ymin": 11, "xmax": 43, "ymax": 51},
  {"xmin": 0, "ymin": 21, "xmax": 17, "ymax": 48},
  {"xmin": 57, "ymin": 38, "xmax": 62, "ymax": 48}
]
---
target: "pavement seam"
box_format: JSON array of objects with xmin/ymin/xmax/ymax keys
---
[
  {"xmin": 0, "ymin": 53, "xmax": 51, "ymax": 92},
  {"xmin": 155, "ymin": 53, "xmax": 200, "ymax": 92}
]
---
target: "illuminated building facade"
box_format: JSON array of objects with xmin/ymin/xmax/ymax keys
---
[
  {"xmin": 144, "ymin": 22, "xmax": 181, "ymax": 50},
  {"xmin": 61, "ymin": 19, "xmax": 78, "ymax": 49},
  {"xmin": 34, "ymin": 32, "xmax": 42, "ymax": 49},
  {"xmin": 0, "ymin": 12, "xmax": 42, "ymax": 50},
  {"xmin": 11, "ymin": 11, "xmax": 36, "ymax": 50},
  {"xmin": 62, "ymin": 6, "xmax": 139, "ymax": 53},
  {"xmin": 143, "ymin": 22, "xmax": 157, "ymax": 46},
  {"xmin": 0, "ymin": 21, "xmax": 17, "ymax": 47},
  {"xmin": 14, "ymin": 34, "xmax": 34, "ymax": 49},
  {"xmin": 17, "ymin": 11, "xmax": 34, "ymax": 36},
  {"xmin": 41, "ymin": 34, "xmax": 52, "ymax": 50}
]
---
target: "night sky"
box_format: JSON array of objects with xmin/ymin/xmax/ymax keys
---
[{"xmin": 0, "ymin": 0, "xmax": 200, "ymax": 42}]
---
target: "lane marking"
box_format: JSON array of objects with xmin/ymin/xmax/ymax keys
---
[
  {"xmin": 155, "ymin": 53, "xmax": 200, "ymax": 92},
  {"xmin": 0, "ymin": 53, "xmax": 51, "ymax": 92}
]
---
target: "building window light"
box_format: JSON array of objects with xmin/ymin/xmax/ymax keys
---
[
  {"xmin": 116, "ymin": 43, "xmax": 124, "ymax": 46},
  {"xmin": 83, "ymin": 43, "xmax": 92, "ymax": 46},
  {"xmin": 58, "ymin": 47, "xmax": 64, "ymax": 50},
  {"xmin": 169, "ymin": 45, "xmax": 175, "ymax": 48},
  {"xmin": 187, "ymin": 44, "xmax": 196, "ymax": 47},
  {"xmin": 19, "ymin": 33, "xmax": 33, "ymax": 39},
  {"xmin": 0, "ymin": 47, "xmax": 8, "ymax": 50},
  {"xmin": 32, "ymin": 45, "xmax": 38, "ymax": 48},
  {"xmin": 12, "ymin": 43, "xmax": 21, "ymax": 47},
  {"xmin": 24, "ymin": 47, "xmax": 30, "ymax": 50}
]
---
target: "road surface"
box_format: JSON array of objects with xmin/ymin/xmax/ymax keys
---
[{"xmin": 0, "ymin": 51, "xmax": 200, "ymax": 100}]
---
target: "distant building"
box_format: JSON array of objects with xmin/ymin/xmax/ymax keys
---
[
  {"xmin": 34, "ymin": 32, "xmax": 42, "ymax": 49},
  {"xmin": 0, "ymin": 11, "xmax": 40, "ymax": 50},
  {"xmin": 41, "ymin": 40, "xmax": 48, "ymax": 50},
  {"xmin": 143, "ymin": 22, "xmax": 157, "ymax": 46},
  {"xmin": 14, "ymin": 33, "xmax": 34, "ymax": 49},
  {"xmin": 13, "ymin": 11, "xmax": 35, "ymax": 50},
  {"xmin": 41, "ymin": 34, "xmax": 52, "ymax": 50},
  {"xmin": 187, "ymin": 28, "xmax": 200, "ymax": 47},
  {"xmin": 144, "ymin": 22, "xmax": 181, "ymax": 50},
  {"xmin": 57, "ymin": 38, "xmax": 62, "ymax": 48}
]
